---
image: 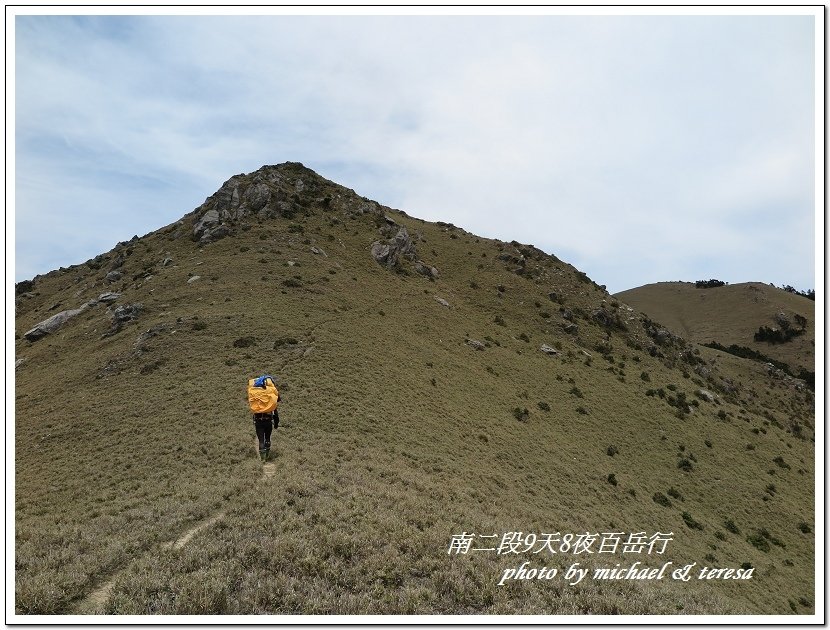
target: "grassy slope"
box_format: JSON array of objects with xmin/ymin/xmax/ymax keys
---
[
  {"xmin": 615, "ymin": 282, "xmax": 815, "ymax": 373},
  {"xmin": 14, "ymin": 165, "xmax": 815, "ymax": 615}
]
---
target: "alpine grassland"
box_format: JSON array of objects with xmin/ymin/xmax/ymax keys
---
[
  {"xmin": 615, "ymin": 281, "xmax": 815, "ymax": 375},
  {"xmin": 15, "ymin": 163, "xmax": 815, "ymax": 616}
]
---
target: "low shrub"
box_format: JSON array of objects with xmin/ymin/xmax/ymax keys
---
[
  {"xmin": 652, "ymin": 492, "xmax": 671, "ymax": 507},
  {"xmin": 681, "ymin": 511, "xmax": 704, "ymax": 530}
]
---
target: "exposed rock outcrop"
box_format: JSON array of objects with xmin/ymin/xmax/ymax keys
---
[
  {"xmin": 371, "ymin": 227, "xmax": 417, "ymax": 269},
  {"xmin": 23, "ymin": 302, "xmax": 95, "ymax": 341},
  {"xmin": 466, "ymin": 339, "xmax": 486, "ymax": 351},
  {"xmin": 371, "ymin": 226, "xmax": 440, "ymax": 280},
  {"xmin": 104, "ymin": 303, "xmax": 144, "ymax": 337},
  {"xmin": 415, "ymin": 261, "xmax": 440, "ymax": 280}
]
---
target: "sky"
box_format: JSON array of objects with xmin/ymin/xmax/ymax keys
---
[{"xmin": 11, "ymin": 10, "xmax": 819, "ymax": 294}]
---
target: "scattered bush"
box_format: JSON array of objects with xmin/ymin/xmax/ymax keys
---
[
  {"xmin": 754, "ymin": 325, "xmax": 804, "ymax": 344},
  {"xmin": 681, "ymin": 511, "xmax": 704, "ymax": 530},
  {"xmin": 537, "ymin": 401, "xmax": 550, "ymax": 412},
  {"xmin": 512, "ymin": 407, "xmax": 529, "ymax": 422},
  {"xmin": 607, "ymin": 474, "xmax": 618, "ymax": 486},
  {"xmin": 798, "ymin": 522, "xmax": 812, "ymax": 534},
  {"xmin": 653, "ymin": 492, "xmax": 671, "ymax": 507},
  {"xmin": 780, "ymin": 285, "xmax": 815, "ymax": 300},
  {"xmin": 606, "ymin": 445, "xmax": 619, "ymax": 457},
  {"xmin": 773, "ymin": 456, "xmax": 791, "ymax": 469},
  {"xmin": 233, "ymin": 336, "xmax": 257, "ymax": 348},
  {"xmin": 569, "ymin": 386, "xmax": 584, "ymax": 399},
  {"xmin": 576, "ymin": 407, "xmax": 588, "ymax": 415},
  {"xmin": 747, "ymin": 532, "xmax": 770, "ymax": 552},
  {"xmin": 703, "ymin": 341, "xmax": 813, "ymax": 390},
  {"xmin": 695, "ymin": 279, "xmax": 727, "ymax": 288},
  {"xmin": 667, "ymin": 487, "xmax": 684, "ymax": 501},
  {"xmin": 724, "ymin": 519, "xmax": 740, "ymax": 534},
  {"xmin": 677, "ymin": 458, "xmax": 693, "ymax": 473},
  {"xmin": 274, "ymin": 337, "xmax": 298, "ymax": 348}
]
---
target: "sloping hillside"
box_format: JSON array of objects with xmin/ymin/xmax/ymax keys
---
[
  {"xmin": 615, "ymin": 282, "xmax": 815, "ymax": 375},
  {"xmin": 14, "ymin": 163, "xmax": 815, "ymax": 616}
]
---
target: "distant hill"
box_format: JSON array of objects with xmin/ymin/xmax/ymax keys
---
[
  {"xmin": 15, "ymin": 164, "xmax": 815, "ymax": 616},
  {"xmin": 615, "ymin": 282, "xmax": 815, "ymax": 374}
]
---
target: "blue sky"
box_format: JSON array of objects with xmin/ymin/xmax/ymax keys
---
[{"xmin": 12, "ymin": 11, "xmax": 819, "ymax": 294}]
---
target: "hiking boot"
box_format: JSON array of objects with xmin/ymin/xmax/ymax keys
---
[
  {"xmin": 264, "ymin": 448, "xmax": 270, "ymax": 462},
  {"xmin": 259, "ymin": 450, "xmax": 267, "ymax": 462}
]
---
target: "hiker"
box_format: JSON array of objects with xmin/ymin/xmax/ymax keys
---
[{"xmin": 247, "ymin": 375, "xmax": 281, "ymax": 462}]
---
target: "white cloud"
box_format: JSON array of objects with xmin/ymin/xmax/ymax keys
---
[{"xmin": 12, "ymin": 13, "xmax": 817, "ymax": 293}]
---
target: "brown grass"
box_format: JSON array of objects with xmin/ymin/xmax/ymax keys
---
[
  {"xmin": 14, "ymin": 164, "xmax": 815, "ymax": 615},
  {"xmin": 615, "ymin": 281, "xmax": 815, "ymax": 372}
]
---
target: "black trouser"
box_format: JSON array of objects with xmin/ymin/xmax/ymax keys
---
[{"xmin": 253, "ymin": 412, "xmax": 279, "ymax": 452}]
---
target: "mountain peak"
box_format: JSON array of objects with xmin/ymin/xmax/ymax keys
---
[
  {"xmin": 14, "ymin": 164, "xmax": 815, "ymax": 615},
  {"xmin": 189, "ymin": 162, "xmax": 382, "ymax": 245}
]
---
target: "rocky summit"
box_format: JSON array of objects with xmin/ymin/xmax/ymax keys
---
[{"xmin": 14, "ymin": 162, "xmax": 815, "ymax": 616}]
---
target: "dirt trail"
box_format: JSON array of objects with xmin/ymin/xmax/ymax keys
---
[
  {"xmin": 163, "ymin": 511, "xmax": 226, "ymax": 550},
  {"xmin": 69, "ymin": 457, "xmax": 275, "ymax": 614},
  {"xmin": 69, "ymin": 579, "xmax": 116, "ymax": 614}
]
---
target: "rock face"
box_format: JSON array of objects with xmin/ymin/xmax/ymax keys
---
[
  {"xmin": 370, "ymin": 242, "xmax": 394, "ymax": 267},
  {"xmin": 16, "ymin": 280, "xmax": 34, "ymax": 296},
  {"xmin": 24, "ymin": 303, "xmax": 93, "ymax": 341},
  {"xmin": 193, "ymin": 208, "xmax": 221, "ymax": 243},
  {"xmin": 371, "ymin": 226, "xmax": 440, "ymax": 280},
  {"xmin": 104, "ymin": 303, "xmax": 144, "ymax": 336},
  {"xmin": 540, "ymin": 344, "xmax": 560, "ymax": 356},
  {"xmin": 189, "ymin": 165, "xmax": 302, "ymax": 244},
  {"xmin": 370, "ymin": 227, "xmax": 418, "ymax": 270},
  {"xmin": 591, "ymin": 308, "xmax": 617, "ymax": 329}
]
